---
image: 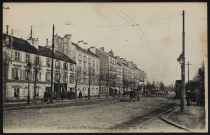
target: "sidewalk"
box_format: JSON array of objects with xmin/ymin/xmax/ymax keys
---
[
  {"xmin": 3, "ymin": 95, "xmax": 129, "ymax": 110},
  {"xmin": 162, "ymin": 104, "xmax": 206, "ymax": 132}
]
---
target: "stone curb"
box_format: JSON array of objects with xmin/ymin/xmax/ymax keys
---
[
  {"xmin": 160, "ymin": 107, "xmax": 195, "ymax": 132},
  {"xmin": 3, "ymin": 97, "xmax": 125, "ymax": 110}
]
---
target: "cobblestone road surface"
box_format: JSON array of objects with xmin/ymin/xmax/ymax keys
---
[{"xmin": 4, "ymin": 93, "xmax": 182, "ymax": 133}]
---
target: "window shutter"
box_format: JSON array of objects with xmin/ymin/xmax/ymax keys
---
[
  {"xmin": 23, "ymin": 70, "xmax": 25, "ymax": 80},
  {"xmin": 19, "ymin": 52, "xmax": 22, "ymax": 62},
  {"xmin": 20, "ymin": 69, "xmax": 22, "ymax": 80},
  {"xmin": 12, "ymin": 68, "xmax": 14, "ymax": 79},
  {"xmin": 12, "ymin": 52, "xmax": 15, "ymax": 61}
]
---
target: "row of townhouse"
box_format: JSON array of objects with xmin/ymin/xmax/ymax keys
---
[
  {"xmin": 3, "ymin": 33, "xmax": 77, "ymax": 101},
  {"xmin": 2, "ymin": 29, "xmax": 146, "ymax": 101}
]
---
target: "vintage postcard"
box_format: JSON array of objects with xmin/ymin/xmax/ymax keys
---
[{"xmin": 2, "ymin": 2, "xmax": 208, "ymax": 133}]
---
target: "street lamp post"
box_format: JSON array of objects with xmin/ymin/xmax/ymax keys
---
[{"xmin": 27, "ymin": 62, "xmax": 32, "ymax": 104}]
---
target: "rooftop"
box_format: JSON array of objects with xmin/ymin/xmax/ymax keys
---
[
  {"xmin": 3, "ymin": 33, "xmax": 76, "ymax": 64},
  {"xmin": 72, "ymin": 42, "xmax": 99, "ymax": 58}
]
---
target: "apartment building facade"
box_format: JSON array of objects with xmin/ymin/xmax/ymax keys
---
[{"xmin": 3, "ymin": 33, "xmax": 76, "ymax": 101}]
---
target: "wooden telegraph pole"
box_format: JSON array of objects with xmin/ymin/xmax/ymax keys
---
[
  {"xmin": 181, "ymin": 10, "xmax": 185, "ymax": 112},
  {"xmin": 6, "ymin": 25, "xmax": 9, "ymax": 35},
  {"xmin": 50, "ymin": 24, "xmax": 55, "ymax": 103}
]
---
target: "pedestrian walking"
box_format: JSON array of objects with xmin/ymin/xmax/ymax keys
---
[
  {"xmin": 130, "ymin": 90, "xmax": 134, "ymax": 102},
  {"xmin": 43, "ymin": 90, "xmax": 48, "ymax": 102},
  {"xmin": 186, "ymin": 90, "xmax": 191, "ymax": 106},
  {"xmin": 79, "ymin": 91, "xmax": 82, "ymax": 100}
]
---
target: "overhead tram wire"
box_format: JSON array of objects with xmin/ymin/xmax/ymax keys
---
[
  {"xmin": 136, "ymin": 24, "xmax": 163, "ymax": 62},
  {"xmin": 114, "ymin": 10, "xmax": 134, "ymax": 26},
  {"xmin": 115, "ymin": 10, "xmax": 161, "ymax": 62},
  {"xmin": 119, "ymin": 10, "xmax": 163, "ymax": 62},
  {"xmin": 132, "ymin": 25, "xmax": 161, "ymax": 62},
  {"xmin": 116, "ymin": 10, "xmax": 161, "ymax": 62}
]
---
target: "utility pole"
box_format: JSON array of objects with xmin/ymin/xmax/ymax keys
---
[
  {"xmin": 186, "ymin": 61, "xmax": 192, "ymax": 91},
  {"xmin": 6, "ymin": 25, "xmax": 9, "ymax": 35},
  {"xmin": 30, "ymin": 26, "xmax": 33, "ymax": 39},
  {"xmin": 143, "ymin": 72, "xmax": 145, "ymax": 93},
  {"xmin": 181, "ymin": 10, "xmax": 185, "ymax": 112},
  {"xmin": 46, "ymin": 38, "xmax": 48, "ymax": 46},
  {"xmin": 11, "ymin": 29, "xmax": 13, "ymax": 63},
  {"xmin": 50, "ymin": 24, "xmax": 55, "ymax": 103}
]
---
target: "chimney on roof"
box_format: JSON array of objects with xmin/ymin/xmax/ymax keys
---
[
  {"xmin": 108, "ymin": 49, "xmax": 114, "ymax": 56},
  {"xmin": 100, "ymin": 47, "xmax": 104, "ymax": 51},
  {"xmin": 88, "ymin": 46, "xmax": 96, "ymax": 54},
  {"xmin": 27, "ymin": 37, "xmax": 39, "ymax": 49},
  {"xmin": 78, "ymin": 40, "xmax": 88, "ymax": 50}
]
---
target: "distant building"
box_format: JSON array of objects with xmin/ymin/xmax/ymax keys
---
[
  {"xmin": 95, "ymin": 47, "xmax": 117, "ymax": 96},
  {"xmin": 73, "ymin": 42, "xmax": 100, "ymax": 97},
  {"xmin": 53, "ymin": 34, "xmax": 100, "ymax": 97},
  {"xmin": 116, "ymin": 56, "xmax": 123, "ymax": 94}
]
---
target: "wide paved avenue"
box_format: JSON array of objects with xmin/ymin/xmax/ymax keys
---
[{"xmin": 4, "ymin": 93, "xmax": 179, "ymax": 133}]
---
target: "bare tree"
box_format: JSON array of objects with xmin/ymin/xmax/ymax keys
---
[
  {"xmin": 54, "ymin": 65, "xmax": 66, "ymax": 100},
  {"xmin": 87, "ymin": 66, "xmax": 95, "ymax": 100},
  {"xmin": 74, "ymin": 66, "xmax": 82, "ymax": 100},
  {"xmin": 32, "ymin": 56, "xmax": 42, "ymax": 103},
  {"xmin": 160, "ymin": 81, "xmax": 166, "ymax": 92},
  {"xmin": 3, "ymin": 50, "xmax": 10, "ymax": 102},
  {"xmin": 98, "ymin": 71, "xmax": 104, "ymax": 98}
]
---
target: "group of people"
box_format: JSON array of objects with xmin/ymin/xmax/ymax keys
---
[{"xmin": 43, "ymin": 89, "xmax": 141, "ymax": 102}]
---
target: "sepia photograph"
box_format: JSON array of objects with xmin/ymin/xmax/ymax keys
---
[{"xmin": 2, "ymin": 2, "xmax": 208, "ymax": 133}]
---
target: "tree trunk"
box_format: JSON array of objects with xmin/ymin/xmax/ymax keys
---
[
  {"xmin": 75, "ymin": 82, "xmax": 77, "ymax": 100},
  {"xmin": 33, "ymin": 71, "xmax": 37, "ymax": 103},
  {"xmin": 88, "ymin": 86, "xmax": 90, "ymax": 100},
  {"xmin": 98, "ymin": 84, "xmax": 100, "ymax": 99},
  {"xmin": 3, "ymin": 65, "xmax": 9, "ymax": 102}
]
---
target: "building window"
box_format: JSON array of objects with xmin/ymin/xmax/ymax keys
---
[
  {"xmin": 93, "ymin": 59, "xmax": 95, "ymax": 66},
  {"xmin": 63, "ymin": 74, "xmax": 68, "ymax": 83},
  {"xmin": 83, "ymin": 67, "xmax": 87, "ymax": 76},
  {"xmin": 36, "ymin": 87, "xmax": 39, "ymax": 96},
  {"xmin": 46, "ymin": 58, "xmax": 51, "ymax": 67},
  {"xmin": 55, "ymin": 72, "xmax": 60, "ymax": 82},
  {"xmin": 63, "ymin": 62, "xmax": 68, "ymax": 70},
  {"xmin": 24, "ymin": 70, "xmax": 29, "ymax": 80},
  {"xmin": 46, "ymin": 72, "xmax": 51, "ymax": 82},
  {"xmin": 83, "ymin": 56, "xmax": 87, "ymax": 63},
  {"xmin": 70, "ymin": 64, "xmax": 74, "ymax": 71},
  {"xmin": 96, "ymin": 60, "xmax": 99, "ymax": 67},
  {"xmin": 35, "ymin": 56, "xmax": 40, "ymax": 64},
  {"xmin": 15, "ymin": 51, "xmax": 20, "ymax": 61},
  {"xmin": 26, "ymin": 54, "xmax": 30, "ymax": 63},
  {"xmin": 78, "ymin": 54, "xmax": 82, "ymax": 62},
  {"xmin": 14, "ymin": 87, "xmax": 19, "ymax": 97},
  {"xmin": 70, "ymin": 73, "xmax": 74, "ymax": 84},
  {"xmin": 110, "ymin": 58, "xmax": 112, "ymax": 63},
  {"xmin": 55, "ymin": 60, "xmax": 60, "ymax": 68},
  {"xmin": 32, "ymin": 71, "xmax": 35, "ymax": 81},
  {"xmin": 20, "ymin": 69, "xmax": 23, "ymax": 80},
  {"xmin": 38, "ymin": 72, "xmax": 41, "ymax": 81},
  {"xmin": 12, "ymin": 68, "xmax": 19, "ymax": 80},
  {"xmin": 88, "ymin": 58, "xmax": 91, "ymax": 65}
]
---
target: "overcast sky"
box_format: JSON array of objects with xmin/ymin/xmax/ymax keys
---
[{"xmin": 3, "ymin": 2, "xmax": 207, "ymax": 85}]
